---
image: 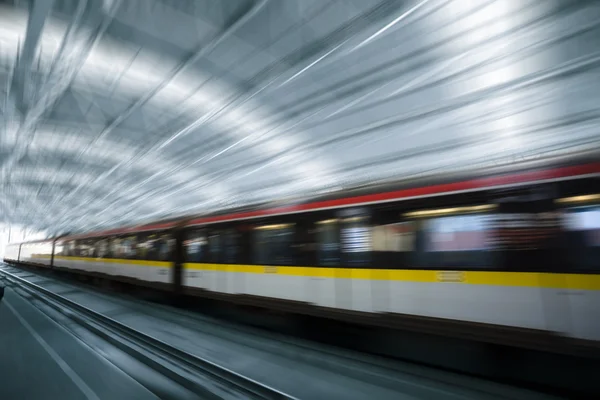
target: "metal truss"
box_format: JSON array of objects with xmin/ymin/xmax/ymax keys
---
[{"xmin": 1, "ymin": 0, "xmax": 599, "ymax": 236}]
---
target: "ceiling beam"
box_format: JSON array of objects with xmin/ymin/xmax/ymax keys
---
[{"xmin": 11, "ymin": 0, "xmax": 56, "ymax": 114}]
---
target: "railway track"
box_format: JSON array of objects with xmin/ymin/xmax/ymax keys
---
[{"xmin": 0, "ymin": 267, "xmax": 296, "ymax": 400}]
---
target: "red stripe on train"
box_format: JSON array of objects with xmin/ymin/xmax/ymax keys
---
[{"xmin": 186, "ymin": 162, "xmax": 600, "ymax": 226}]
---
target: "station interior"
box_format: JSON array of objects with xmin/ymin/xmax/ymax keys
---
[{"xmin": 1, "ymin": 1, "xmax": 599, "ymax": 399}]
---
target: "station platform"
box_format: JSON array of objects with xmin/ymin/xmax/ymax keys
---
[{"xmin": 0, "ymin": 287, "xmax": 160, "ymax": 400}]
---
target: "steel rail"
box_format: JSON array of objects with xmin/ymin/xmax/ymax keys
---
[{"xmin": 0, "ymin": 267, "xmax": 296, "ymax": 400}]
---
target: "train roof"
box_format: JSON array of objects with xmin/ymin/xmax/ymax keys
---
[
  {"xmin": 184, "ymin": 156, "xmax": 600, "ymax": 226},
  {"xmin": 56, "ymin": 219, "xmax": 184, "ymax": 242},
  {"xmin": 15, "ymin": 154, "xmax": 600, "ymax": 244}
]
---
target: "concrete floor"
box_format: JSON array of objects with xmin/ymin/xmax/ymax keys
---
[{"xmin": 0, "ymin": 288, "xmax": 160, "ymax": 400}]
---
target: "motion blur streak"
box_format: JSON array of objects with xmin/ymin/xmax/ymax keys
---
[{"xmin": 0, "ymin": 0, "xmax": 598, "ymax": 236}]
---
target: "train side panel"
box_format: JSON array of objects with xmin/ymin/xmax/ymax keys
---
[
  {"xmin": 180, "ymin": 264, "xmax": 599, "ymax": 340},
  {"xmin": 178, "ymin": 170, "xmax": 600, "ymax": 343},
  {"xmin": 18, "ymin": 241, "xmax": 53, "ymax": 267},
  {"xmin": 567, "ymin": 289, "xmax": 600, "ymax": 341},
  {"xmin": 51, "ymin": 230, "xmax": 176, "ymax": 285},
  {"xmin": 183, "ymin": 264, "xmax": 338, "ymax": 307},
  {"xmin": 52, "ymin": 256, "xmax": 173, "ymax": 284},
  {"xmin": 6, "ymin": 163, "xmax": 600, "ymax": 344},
  {"xmin": 3, "ymin": 243, "xmax": 21, "ymax": 263}
]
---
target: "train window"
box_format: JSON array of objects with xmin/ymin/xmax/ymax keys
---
[
  {"xmin": 136, "ymin": 232, "xmax": 172, "ymax": 261},
  {"xmin": 54, "ymin": 242, "xmax": 65, "ymax": 257},
  {"xmin": 316, "ymin": 219, "xmax": 339, "ymax": 266},
  {"xmin": 208, "ymin": 231, "xmax": 222, "ymax": 263},
  {"xmin": 426, "ymin": 215, "xmax": 491, "ymax": 252},
  {"xmin": 408, "ymin": 204, "xmax": 498, "ymax": 269},
  {"xmin": 109, "ymin": 237, "xmax": 120, "ymax": 258},
  {"xmin": 493, "ymin": 213, "xmax": 559, "ymax": 251},
  {"xmin": 107, "ymin": 237, "xmax": 119, "ymax": 259},
  {"xmin": 422, "ymin": 214, "xmax": 495, "ymax": 268},
  {"xmin": 140, "ymin": 233, "xmax": 158, "ymax": 260},
  {"xmin": 56, "ymin": 241, "xmax": 68, "ymax": 256},
  {"xmin": 70, "ymin": 241, "xmax": 78, "ymax": 256},
  {"xmin": 65, "ymin": 240, "xmax": 76, "ymax": 256},
  {"xmin": 110, "ymin": 236, "xmax": 138, "ymax": 259},
  {"xmin": 341, "ymin": 217, "xmax": 371, "ymax": 266},
  {"xmin": 123, "ymin": 235, "xmax": 139, "ymax": 259},
  {"xmin": 372, "ymin": 222, "xmax": 414, "ymax": 268},
  {"xmin": 81, "ymin": 239, "xmax": 99, "ymax": 258},
  {"xmin": 95, "ymin": 238, "xmax": 110, "ymax": 258},
  {"xmin": 184, "ymin": 229, "xmax": 207, "ymax": 263},
  {"xmin": 372, "ymin": 222, "xmax": 415, "ymax": 252},
  {"xmin": 493, "ymin": 211, "xmax": 563, "ymax": 271},
  {"xmin": 562, "ymin": 206, "xmax": 600, "ymax": 271},
  {"xmin": 254, "ymin": 224, "xmax": 294, "ymax": 265},
  {"xmin": 223, "ymin": 229, "xmax": 239, "ymax": 264},
  {"xmin": 293, "ymin": 222, "xmax": 316, "ymax": 266},
  {"xmin": 206, "ymin": 229, "xmax": 239, "ymax": 264},
  {"xmin": 149, "ymin": 233, "xmax": 173, "ymax": 261},
  {"xmin": 136, "ymin": 233, "xmax": 152, "ymax": 260},
  {"xmin": 74, "ymin": 240, "xmax": 89, "ymax": 257}
]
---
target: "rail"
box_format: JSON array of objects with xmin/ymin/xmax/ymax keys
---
[{"xmin": 0, "ymin": 267, "xmax": 297, "ymax": 400}]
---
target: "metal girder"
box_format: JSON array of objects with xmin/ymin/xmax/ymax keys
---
[
  {"xmin": 0, "ymin": 0, "xmax": 121, "ymax": 192},
  {"xmin": 9, "ymin": 163, "xmax": 161, "ymax": 213},
  {"xmin": 11, "ymin": 0, "xmax": 56, "ymax": 114},
  {"xmin": 139, "ymin": 0, "xmax": 432, "ymax": 196},
  {"xmin": 2, "ymin": 0, "xmax": 599, "ymax": 237},
  {"xmin": 182, "ymin": 0, "xmax": 437, "ymax": 167},
  {"xmin": 5, "ymin": 178, "xmax": 108, "ymax": 199},
  {"xmin": 0, "ymin": 0, "xmax": 451, "ymax": 234},
  {"xmin": 16, "ymin": 125, "xmax": 201, "ymax": 184},
  {"xmin": 49, "ymin": 0, "xmax": 270, "ymax": 217}
]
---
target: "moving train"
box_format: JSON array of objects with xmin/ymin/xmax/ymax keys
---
[{"xmin": 4, "ymin": 158, "xmax": 600, "ymax": 345}]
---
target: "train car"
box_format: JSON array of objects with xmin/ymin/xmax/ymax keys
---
[
  {"xmin": 179, "ymin": 160, "xmax": 600, "ymax": 343},
  {"xmin": 51, "ymin": 222, "xmax": 179, "ymax": 291},
  {"xmin": 4, "ymin": 159, "xmax": 600, "ymax": 344},
  {"xmin": 3, "ymin": 242, "xmax": 21, "ymax": 264},
  {"xmin": 18, "ymin": 240, "xmax": 54, "ymax": 267}
]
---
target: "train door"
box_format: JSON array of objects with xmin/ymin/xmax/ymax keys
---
[
  {"xmin": 172, "ymin": 227, "xmax": 185, "ymax": 296},
  {"xmin": 493, "ymin": 184, "xmax": 570, "ymax": 334},
  {"xmin": 338, "ymin": 208, "xmax": 372, "ymax": 312},
  {"xmin": 370, "ymin": 206, "xmax": 416, "ymax": 314},
  {"xmin": 182, "ymin": 227, "xmax": 208, "ymax": 291},
  {"xmin": 494, "ymin": 185, "xmax": 563, "ymax": 272},
  {"xmin": 553, "ymin": 178, "xmax": 600, "ymax": 341},
  {"xmin": 310, "ymin": 213, "xmax": 339, "ymax": 309}
]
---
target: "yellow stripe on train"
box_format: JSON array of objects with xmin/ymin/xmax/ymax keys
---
[
  {"xmin": 53, "ymin": 255, "xmax": 171, "ymax": 268},
  {"xmin": 184, "ymin": 263, "xmax": 600, "ymax": 291},
  {"xmin": 27, "ymin": 256, "xmax": 600, "ymax": 290}
]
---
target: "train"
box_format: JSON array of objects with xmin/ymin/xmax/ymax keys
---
[{"xmin": 4, "ymin": 158, "xmax": 600, "ymax": 347}]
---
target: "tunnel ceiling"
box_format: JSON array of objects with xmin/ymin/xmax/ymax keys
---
[{"xmin": 1, "ymin": 0, "xmax": 600, "ymax": 235}]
